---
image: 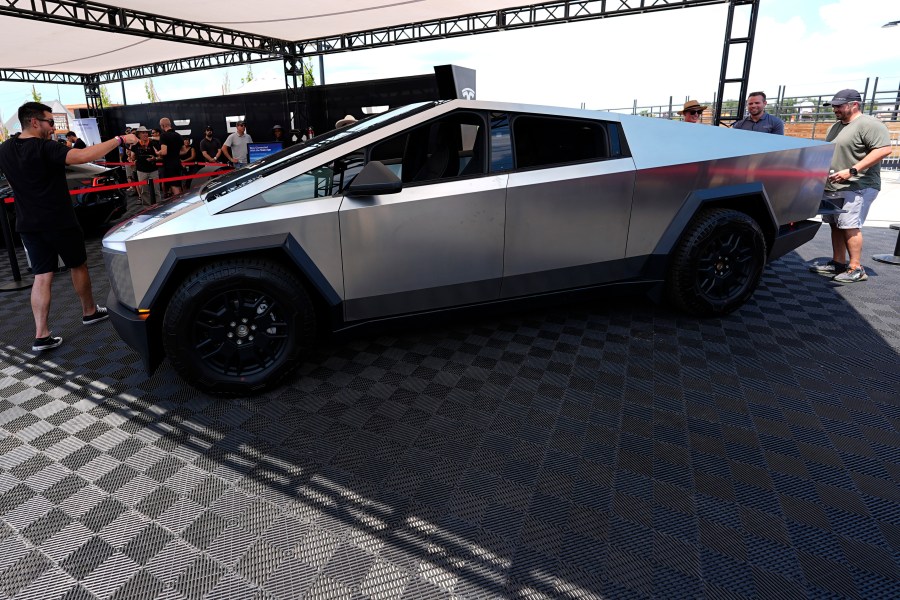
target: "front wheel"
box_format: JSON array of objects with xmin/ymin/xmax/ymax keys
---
[
  {"xmin": 162, "ymin": 259, "xmax": 316, "ymax": 395},
  {"xmin": 666, "ymin": 208, "xmax": 767, "ymax": 317}
]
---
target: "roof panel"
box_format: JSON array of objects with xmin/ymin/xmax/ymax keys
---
[
  {"xmin": 0, "ymin": 0, "xmax": 729, "ymax": 79},
  {"xmin": 0, "ymin": 1, "xmax": 530, "ymax": 75},
  {"xmin": 0, "ymin": 17, "xmax": 226, "ymax": 74},
  {"xmin": 99, "ymin": 0, "xmax": 529, "ymax": 39}
]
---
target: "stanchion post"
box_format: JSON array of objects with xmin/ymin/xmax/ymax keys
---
[{"xmin": 0, "ymin": 200, "xmax": 33, "ymax": 291}]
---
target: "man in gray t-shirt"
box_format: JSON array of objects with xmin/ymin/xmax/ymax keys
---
[
  {"xmin": 222, "ymin": 121, "xmax": 253, "ymax": 167},
  {"xmin": 732, "ymin": 91, "xmax": 784, "ymax": 134},
  {"xmin": 808, "ymin": 89, "xmax": 891, "ymax": 283}
]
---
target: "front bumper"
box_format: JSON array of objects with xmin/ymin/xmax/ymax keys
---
[{"xmin": 107, "ymin": 290, "xmax": 163, "ymax": 374}]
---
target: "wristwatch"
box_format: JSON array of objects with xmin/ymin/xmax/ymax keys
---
[{"xmin": 849, "ymin": 167, "xmax": 858, "ymax": 176}]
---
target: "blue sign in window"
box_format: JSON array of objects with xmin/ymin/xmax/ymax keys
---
[{"xmin": 249, "ymin": 142, "xmax": 283, "ymax": 162}]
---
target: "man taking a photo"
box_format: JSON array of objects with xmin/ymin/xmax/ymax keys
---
[{"xmin": 0, "ymin": 102, "xmax": 137, "ymax": 351}]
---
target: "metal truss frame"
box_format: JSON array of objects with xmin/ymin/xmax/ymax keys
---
[
  {"xmin": 94, "ymin": 51, "xmax": 282, "ymax": 85},
  {"xmin": 290, "ymin": 0, "xmax": 729, "ymax": 56},
  {"xmin": 0, "ymin": 0, "xmax": 755, "ymax": 127},
  {"xmin": 0, "ymin": 69, "xmax": 83, "ymax": 85},
  {"xmin": 0, "ymin": 0, "xmax": 284, "ymax": 53},
  {"xmin": 713, "ymin": 0, "xmax": 759, "ymax": 125},
  {"xmin": 1, "ymin": 0, "xmax": 732, "ymax": 84}
]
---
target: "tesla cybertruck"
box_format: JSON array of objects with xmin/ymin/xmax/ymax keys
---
[{"xmin": 101, "ymin": 100, "xmax": 833, "ymax": 394}]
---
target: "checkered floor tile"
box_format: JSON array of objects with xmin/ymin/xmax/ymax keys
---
[{"xmin": 0, "ymin": 225, "xmax": 899, "ymax": 599}]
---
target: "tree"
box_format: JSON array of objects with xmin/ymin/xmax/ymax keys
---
[
  {"xmin": 303, "ymin": 59, "xmax": 316, "ymax": 87},
  {"xmin": 30, "ymin": 85, "xmax": 42, "ymax": 102},
  {"xmin": 241, "ymin": 66, "xmax": 254, "ymax": 85},
  {"xmin": 99, "ymin": 85, "xmax": 112, "ymax": 108},
  {"xmin": 221, "ymin": 72, "xmax": 231, "ymax": 95},
  {"xmin": 144, "ymin": 79, "xmax": 160, "ymax": 103}
]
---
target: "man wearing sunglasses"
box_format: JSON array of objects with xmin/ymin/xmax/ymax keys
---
[
  {"xmin": 0, "ymin": 102, "xmax": 137, "ymax": 352},
  {"xmin": 678, "ymin": 100, "xmax": 707, "ymax": 123}
]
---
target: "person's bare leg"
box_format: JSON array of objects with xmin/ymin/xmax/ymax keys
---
[
  {"xmin": 69, "ymin": 262, "xmax": 98, "ymax": 316},
  {"xmin": 830, "ymin": 224, "xmax": 847, "ymax": 264},
  {"xmin": 844, "ymin": 228, "xmax": 863, "ymax": 270},
  {"xmin": 31, "ymin": 272, "xmax": 54, "ymax": 338}
]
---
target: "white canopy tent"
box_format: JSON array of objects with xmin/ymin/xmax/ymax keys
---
[
  {"xmin": 0, "ymin": 0, "xmax": 754, "ymax": 124},
  {"xmin": 1, "ymin": 1, "xmax": 531, "ymax": 75}
]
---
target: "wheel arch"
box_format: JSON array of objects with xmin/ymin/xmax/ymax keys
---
[
  {"xmin": 140, "ymin": 234, "xmax": 342, "ymax": 358},
  {"xmin": 647, "ymin": 182, "xmax": 777, "ymax": 279}
]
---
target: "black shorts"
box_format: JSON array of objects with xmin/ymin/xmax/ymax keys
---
[
  {"xmin": 19, "ymin": 227, "xmax": 87, "ymax": 275},
  {"xmin": 161, "ymin": 164, "xmax": 182, "ymax": 189}
]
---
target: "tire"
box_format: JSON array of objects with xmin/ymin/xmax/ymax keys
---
[
  {"xmin": 666, "ymin": 208, "xmax": 767, "ymax": 317},
  {"xmin": 162, "ymin": 258, "xmax": 316, "ymax": 395}
]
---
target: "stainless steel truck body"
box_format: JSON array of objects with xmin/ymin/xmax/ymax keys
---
[{"xmin": 102, "ymin": 100, "xmax": 833, "ymax": 394}]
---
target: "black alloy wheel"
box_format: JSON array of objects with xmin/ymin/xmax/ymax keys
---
[
  {"xmin": 163, "ymin": 259, "xmax": 316, "ymax": 395},
  {"xmin": 666, "ymin": 208, "xmax": 767, "ymax": 316}
]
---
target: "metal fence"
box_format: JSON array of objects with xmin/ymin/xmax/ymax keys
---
[
  {"xmin": 598, "ymin": 76, "xmax": 900, "ymax": 169},
  {"xmin": 598, "ymin": 87, "xmax": 900, "ymax": 126}
]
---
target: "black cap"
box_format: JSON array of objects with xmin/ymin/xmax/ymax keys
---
[
  {"xmin": 236, "ymin": 120, "xmax": 246, "ymax": 126},
  {"xmin": 823, "ymin": 89, "xmax": 862, "ymax": 106},
  {"xmin": 204, "ymin": 125, "xmax": 213, "ymax": 131}
]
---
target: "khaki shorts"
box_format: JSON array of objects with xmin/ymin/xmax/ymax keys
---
[{"xmin": 823, "ymin": 188, "xmax": 879, "ymax": 229}]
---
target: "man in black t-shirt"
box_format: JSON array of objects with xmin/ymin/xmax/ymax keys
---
[
  {"xmin": 158, "ymin": 117, "xmax": 183, "ymax": 196},
  {"xmin": 199, "ymin": 126, "xmax": 224, "ymax": 163},
  {"xmin": 65, "ymin": 131, "xmax": 87, "ymax": 149},
  {"xmin": 0, "ymin": 102, "xmax": 136, "ymax": 352}
]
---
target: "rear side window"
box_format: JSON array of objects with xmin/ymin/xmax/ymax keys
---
[{"xmin": 512, "ymin": 116, "xmax": 611, "ymax": 169}]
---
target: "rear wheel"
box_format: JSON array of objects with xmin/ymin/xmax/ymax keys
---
[
  {"xmin": 666, "ymin": 208, "xmax": 767, "ymax": 316},
  {"xmin": 162, "ymin": 258, "xmax": 316, "ymax": 395}
]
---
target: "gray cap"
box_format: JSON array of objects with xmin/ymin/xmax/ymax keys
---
[{"xmin": 823, "ymin": 89, "xmax": 862, "ymax": 106}]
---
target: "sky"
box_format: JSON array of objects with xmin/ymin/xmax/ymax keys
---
[{"xmin": 1, "ymin": 0, "xmax": 899, "ymax": 128}]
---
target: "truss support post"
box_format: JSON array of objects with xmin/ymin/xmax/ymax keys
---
[
  {"xmin": 714, "ymin": 0, "xmax": 760, "ymax": 126},
  {"xmin": 283, "ymin": 51, "xmax": 310, "ymax": 140},
  {"xmin": 82, "ymin": 75, "xmax": 107, "ymax": 137}
]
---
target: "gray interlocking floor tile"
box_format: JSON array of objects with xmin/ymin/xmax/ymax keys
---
[{"xmin": 1, "ymin": 229, "xmax": 900, "ymax": 598}]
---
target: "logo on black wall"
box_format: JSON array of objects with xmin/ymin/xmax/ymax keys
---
[{"xmin": 461, "ymin": 87, "xmax": 476, "ymax": 100}]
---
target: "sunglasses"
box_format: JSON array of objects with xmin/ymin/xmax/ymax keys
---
[
  {"xmin": 684, "ymin": 110, "xmax": 703, "ymax": 116},
  {"xmin": 35, "ymin": 118, "xmax": 54, "ymax": 126}
]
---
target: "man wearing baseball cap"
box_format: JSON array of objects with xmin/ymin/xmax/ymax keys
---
[{"xmin": 809, "ymin": 89, "xmax": 892, "ymax": 283}]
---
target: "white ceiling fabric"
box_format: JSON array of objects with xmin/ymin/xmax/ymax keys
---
[{"xmin": 0, "ymin": 1, "xmax": 529, "ymax": 75}]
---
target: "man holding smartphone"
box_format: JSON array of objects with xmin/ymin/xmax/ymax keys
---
[{"xmin": 0, "ymin": 102, "xmax": 137, "ymax": 351}]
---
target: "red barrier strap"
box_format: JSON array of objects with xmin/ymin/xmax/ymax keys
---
[
  {"xmin": 3, "ymin": 168, "xmax": 233, "ymax": 203},
  {"xmin": 98, "ymin": 161, "xmax": 230, "ymax": 167}
]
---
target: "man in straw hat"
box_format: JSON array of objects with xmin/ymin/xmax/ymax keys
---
[
  {"xmin": 335, "ymin": 115, "xmax": 357, "ymax": 128},
  {"xmin": 678, "ymin": 100, "xmax": 707, "ymax": 124},
  {"xmin": 128, "ymin": 126, "xmax": 162, "ymax": 206}
]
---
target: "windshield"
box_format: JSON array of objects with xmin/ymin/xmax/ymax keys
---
[{"xmin": 202, "ymin": 101, "xmax": 439, "ymax": 202}]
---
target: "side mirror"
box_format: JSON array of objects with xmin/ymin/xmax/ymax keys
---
[{"xmin": 346, "ymin": 160, "xmax": 402, "ymax": 197}]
